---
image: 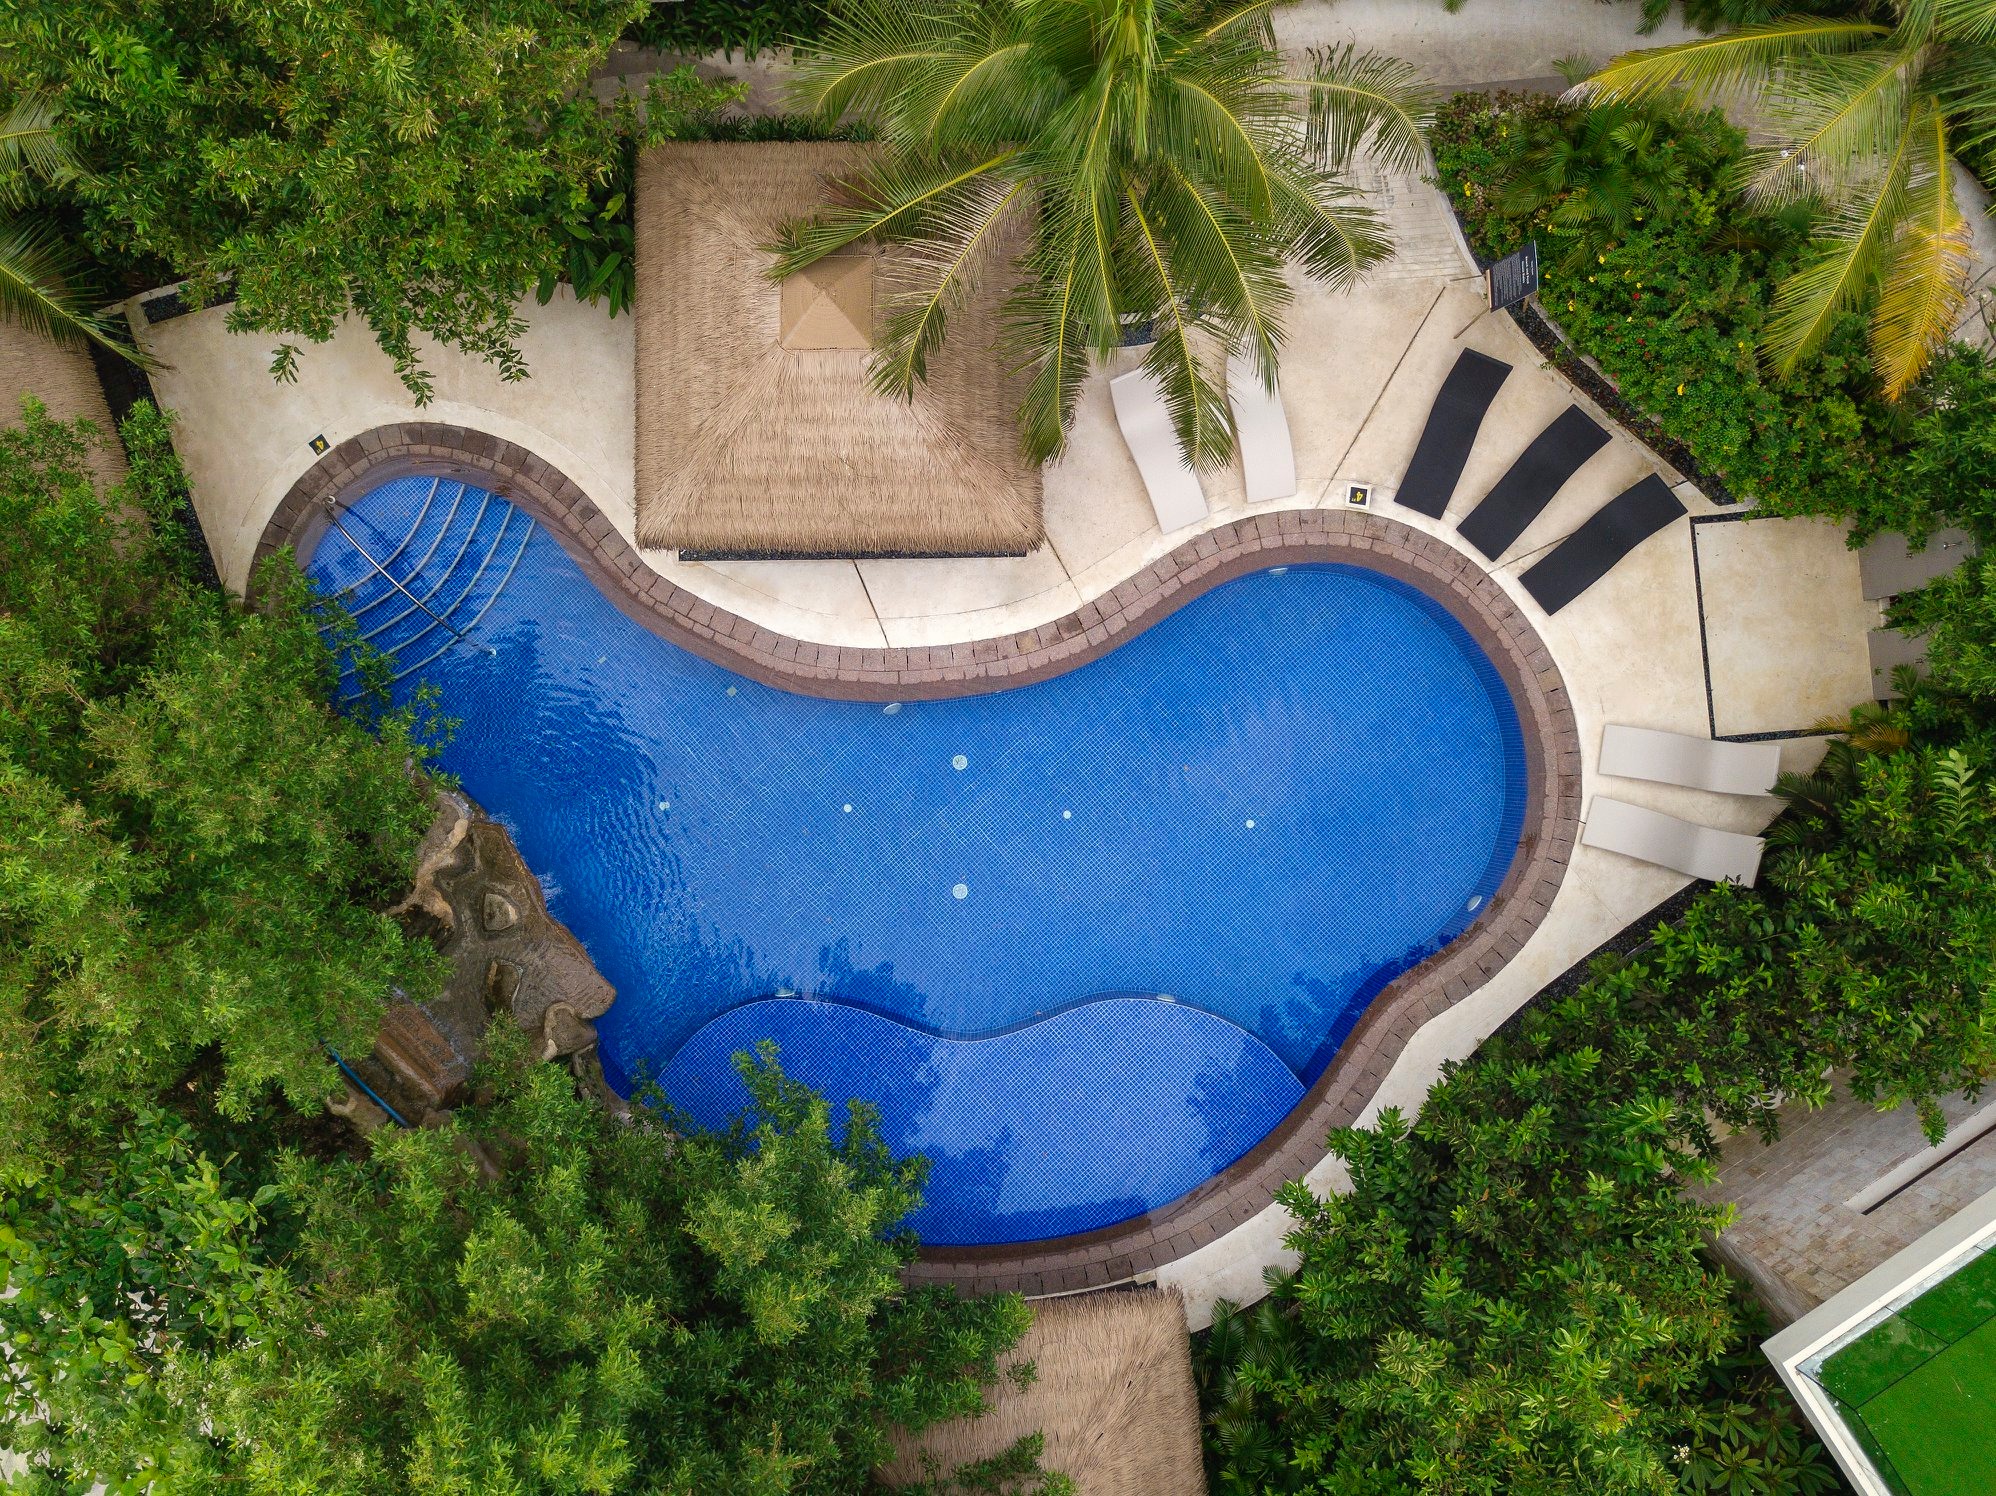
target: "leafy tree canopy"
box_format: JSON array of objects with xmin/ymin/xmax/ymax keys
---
[
  {"xmin": 0, "ymin": 1, "xmax": 738, "ymax": 397},
  {"xmin": 1, "ymin": 1036, "xmax": 1040, "ymax": 1492},
  {"xmin": 0, "ymin": 398, "xmax": 443, "ymax": 1152}
]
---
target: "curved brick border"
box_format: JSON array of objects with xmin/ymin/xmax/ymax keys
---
[{"xmin": 261, "ymin": 424, "xmax": 1581, "ymax": 1294}]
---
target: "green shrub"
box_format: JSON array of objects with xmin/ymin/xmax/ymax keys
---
[
  {"xmin": 628, "ymin": 0, "xmax": 828, "ymax": 59},
  {"xmin": 0, "ymin": 1, "xmax": 739, "ymax": 399},
  {"xmin": 0, "ymin": 398, "xmax": 443, "ymax": 1150}
]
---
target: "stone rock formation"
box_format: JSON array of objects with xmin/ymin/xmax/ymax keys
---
[{"xmin": 336, "ymin": 788, "xmax": 619, "ymax": 1129}]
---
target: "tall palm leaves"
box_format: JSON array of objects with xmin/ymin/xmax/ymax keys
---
[
  {"xmin": 773, "ymin": 0, "xmax": 1432, "ymax": 467},
  {"xmin": 0, "ymin": 92, "xmax": 146, "ymax": 362},
  {"xmin": 1581, "ymin": 3, "xmax": 1996, "ymax": 398}
]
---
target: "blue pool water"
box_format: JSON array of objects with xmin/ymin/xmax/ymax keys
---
[{"xmin": 304, "ymin": 477, "xmax": 1528, "ymax": 1245}]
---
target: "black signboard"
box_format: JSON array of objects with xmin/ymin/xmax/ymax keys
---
[{"xmin": 1487, "ymin": 241, "xmax": 1540, "ymax": 312}]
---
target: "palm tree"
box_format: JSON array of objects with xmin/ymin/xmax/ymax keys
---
[
  {"xmin": 770, "ymin": 0, "xmax": 1433, "ymax": 468},
  {"xmin": 0, "ymin": 91, "xmax": 149, "ymax": 363},
  {"xmin": 1580, "ymin": 2, "xmax": 1996, "ymax": 399}
]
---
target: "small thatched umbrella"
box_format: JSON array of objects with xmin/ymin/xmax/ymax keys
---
[
  {"xmin": 881, "ymin": 1289, "xmax": 1208, "ymax": 1496},
  {"xmin": 634, "ymin": 141, "xmax": 1043, "ymax": 559}
]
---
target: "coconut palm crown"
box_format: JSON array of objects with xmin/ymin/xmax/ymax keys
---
[
  {"xmin": 770, "ymin": 0, "xmax": 1433, "ymax": 469},
  {"xmin": 1581, "ymin": 1, "xmax": 1996, "ymax": 399},
  {"xmin": 0, "ymin": 91, "xmax": 148, "ymax": 363}
]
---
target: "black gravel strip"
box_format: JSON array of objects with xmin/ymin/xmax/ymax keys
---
[{"xmin": 1492, "ymin": 880, "xmax": 1709, "ymax": 1043}]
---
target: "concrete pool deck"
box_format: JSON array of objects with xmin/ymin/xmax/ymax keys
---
[{"xmin": 127, "ymin": 2, "xmax": 1882, "ymax": 1323}]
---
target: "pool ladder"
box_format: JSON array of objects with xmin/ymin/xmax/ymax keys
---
[{"xmin": 326, "ymin": 478, "xmax": 535, "ymax": 701}]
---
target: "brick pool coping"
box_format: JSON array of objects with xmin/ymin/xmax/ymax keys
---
[{"xmin": 260, "ymin": 423, "xmax": 1581, "ymax": 1295}]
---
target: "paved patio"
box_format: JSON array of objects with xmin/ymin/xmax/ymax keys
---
[{"xmin": 130, "ymin": 0, "xmax": 1886, "ymax": 1324}]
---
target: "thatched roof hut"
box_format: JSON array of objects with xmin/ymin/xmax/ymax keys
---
[
  {"xmin": 882, "ymin": 1289, "xmax": 1208, "ymax": 1496},
  {"xmin": 633, "ymin": 141, "xmax": 1043, "ymax": 558}
]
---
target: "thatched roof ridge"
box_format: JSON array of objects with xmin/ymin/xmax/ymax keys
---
[
  {"xmin": 634, "ymin": 141, "xmax": 1043, "ymax": 558},
  {"xmin": 881, "ymin": 1289, "xmax": 1207, "ymax": 1496}
]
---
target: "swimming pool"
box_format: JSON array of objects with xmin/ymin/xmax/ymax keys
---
[{"xmin": 304, "ymin": 476, "xmax": 1529, "ymax": 1245}]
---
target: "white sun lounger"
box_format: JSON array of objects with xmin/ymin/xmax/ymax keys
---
[
  {"xmin": 1111, "ymin": 367, "xmax": 1209, "ymax": 534},
  {"xmin": 1600, "ymin": 725, "xmax": 1781, "ymax": 796},
  {"xmin": 1227, "ymin": 350, "xmax": 1297, "ymax": 503},
  {"xmin": 1582, "ymin": 796, "xmax": 1764, "ymax": 887}
]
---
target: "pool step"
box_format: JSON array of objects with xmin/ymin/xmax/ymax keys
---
[{"xmin": 314, "ymin": 478, "xmax": 534, "ymax": 697}]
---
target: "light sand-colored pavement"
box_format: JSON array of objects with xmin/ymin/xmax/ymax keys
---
[{"xmin": 136, "ymin": 0, "xmax": 1884, "ymax": 1325}]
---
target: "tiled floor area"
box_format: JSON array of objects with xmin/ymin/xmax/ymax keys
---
[
  {"xmin": 131, "ymin": 80, "xmax": 1884, "ymax": 1326},
  {"xmin": 1697, "ymin": 515, "xmax": 1876, "ymax": 739},
  {"xmin": 1697, "ymin": 1080, "xmax": 1996, "ymax": 1325}
]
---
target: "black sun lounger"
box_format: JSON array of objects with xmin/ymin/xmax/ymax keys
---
[
  {"xmin": 1520, "ymin": 474, "xmax": 1686, "ymax": 615},
  {"xmin": 1395, "ymin": 348, "xmax": 1512, "ymax": 518},
  {"xmin": 1456, "ymin": 406, "xmax": 1610, "ymax": 560}
]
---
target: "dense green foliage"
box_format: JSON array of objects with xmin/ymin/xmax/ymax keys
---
[
  {"xmin": 0, "ymin": 2, "xmax": 737, "ymax": 398},
  {"xmin": 1199, "ymin": 689, "xmax": 1996, "ymax": 1492},
  {"xmin": 1433, "ymin": 90, "xmax": 1996, "ymax": 543},
  {"xmin": 0, "ymin": 399, "xmax": 443, "ymax": 1149},
  {"xmin": 629, "ymin": 0, "xmax": 829, "ymax": 58},
  {"xmin": 2, "ymin": 1037, "xmax": 1042, "ymax": 1491}
]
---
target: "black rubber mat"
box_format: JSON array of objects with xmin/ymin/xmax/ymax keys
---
[
  {"xmin": 1457, "ymin": 405, "xmax": 1610, "ymax": 559},
  {"xmin": 1394, "ymin": 348, "xmax": 1512, "ymax": 518},
  {"xmin": 1520, "ymin": 474, "xmax": 1686, "ymax": 615}
]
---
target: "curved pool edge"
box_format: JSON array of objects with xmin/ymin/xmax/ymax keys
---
[{"xmin": 261, "ymin": 421, "xmax": 1582, "ymax": 1295}]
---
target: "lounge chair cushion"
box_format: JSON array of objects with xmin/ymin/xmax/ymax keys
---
[
  {"xmin": 1599, "ymin": 724, "xmax": 1781, "ymax": 796},
  {"xmin": 1111, "ymin": 368, "xmax": 1209, "ymax": 534},
  {"xmin": 1581, "ymin": 795, "xmax": 1764, "ymax": 886}
]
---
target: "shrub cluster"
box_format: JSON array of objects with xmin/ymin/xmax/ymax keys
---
[{"xmin": 1430, "ymin": 90, "xmax": 1996, "ymax": 544}]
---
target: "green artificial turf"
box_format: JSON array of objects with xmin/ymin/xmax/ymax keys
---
[{"xmin": 1815, "ymin": 1251, "xmax": 1996, "ymax": 1496}]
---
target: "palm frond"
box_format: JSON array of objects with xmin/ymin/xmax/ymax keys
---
[
  {"xmin": 1762, "ymin": 114, "xmax": 1919, "ymax": 374},
  {"xmin": 764, "ymin": 151, "xmax": 1021, "ymax": 276},
  {"xmin": 1121, "ymin": 187, "xmax": 1233, "ymax": 468},
  {"xmin": 0, "ymin": 91, "xmax": 78, "ymax": 184},
  {"xmin": 870, "ymin": 172, "xmax": 1030, "ymax": 396},
  {"xmin": 1936, "ymin": 0, "xmax": 1996, "ymax": 45},
  {"xmin": 783, "ymin": 0, "xmax": 960, "ymax": 122},
  {"xmin": 1156, "ymin": 73, "xmax": 1282, "ymax": 216},
  {"xmin": 1188, "ymin": 0, "xmax": 1278, "ymax": 48},
  {"xmin": 1869, "ymin": 101, "xmax": 1972, "ymax": 398},
  {"xmin": 1577, "ymin": 19, "xmax": 1891, "ymax": 108},
  {"xmin": 1293, "ymin": 45, "xmax": 1436, "ymax": 177},
  {"xmin": 0, "ymin": 217, "xmax": 153, "ymax": 365},
  {"xmin": 1739, "ymin": 46, "xmax": 1924, "ymax": 207},
  {"xmin": 1001, "ymin": 239, "xmax": 1094, "ymax": 466},
  {"xmin": 1148, "ymin": 162, "xmax": 1291, "ymax": 381},
  {"xmin": 897, "ymin": 18, "xmax": 1060, "ymax": 155},
  {"xmin": 1267, "ymin": 163, "xmax": 1393, "ymax": 292}
]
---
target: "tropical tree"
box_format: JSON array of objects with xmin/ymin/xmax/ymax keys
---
[
  {"xmin": 1581, "ymin": 1, "xmax": 1996, "ymax": 398},
  {"xmin": 0, "ymin": 91, "xmax": 145, "ymax": 361},
  {"xmin": 0, "ymin": 0, "xmax": 737, "ymax": 400},
  {"xmin": 772, "ymin": 0, "xmax": 1434, "ymax": 468}
]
